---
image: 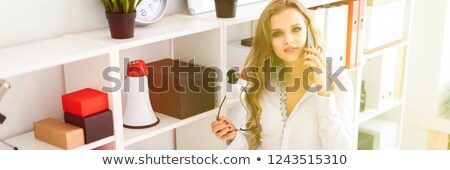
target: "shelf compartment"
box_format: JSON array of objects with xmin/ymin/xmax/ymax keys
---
[
  {"xmin": 358, "ymin": 100, "xmax": 403, "ymax": 124},
  {"xmin": 3, "ymin": 132, "xmax": 115, "ymax": 150},
  {"xmin": 0, "ymin": 38, "xmax": 110, "ymax": 78},
  {"xmin": 123, "ymin": 108, "xmax": 218, "ymax": 147},
  {"xmin": 359, "ymin": 118, "xmax": 399, "ymax": 150},
  {"xmin": 186, "ymin": 0, "xmax": 344, "ymax": 26},
  {"xmin": 65, "ymin": 15, "xmax": 220, "ymax": 50}
]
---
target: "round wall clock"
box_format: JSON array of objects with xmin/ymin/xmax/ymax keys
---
[{"xmin": 135, "ymin": 0, "xmax": 168, "ymax": 26}]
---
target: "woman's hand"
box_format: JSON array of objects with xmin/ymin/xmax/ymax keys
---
[
  {"xmin": 211, "ymin": 116, "xmax": 237, "ymax": 142},
  {"xmin": 303, "ymin": 48, "xmax": 330, "ymax": 97}
]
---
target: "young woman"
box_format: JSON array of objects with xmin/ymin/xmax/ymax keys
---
[{"xmin": 211, "ymin": 0, "xmax": 355, "ymax": 150}]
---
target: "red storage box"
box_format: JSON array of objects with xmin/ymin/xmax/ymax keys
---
[{"xmin": 62, "ymin": 88, "xmax": 108, "ymax": 117}]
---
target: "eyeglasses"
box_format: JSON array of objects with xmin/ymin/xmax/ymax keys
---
[{"xmin": 216, "ymin": 95, "xmax": 227, "ymax": 121}]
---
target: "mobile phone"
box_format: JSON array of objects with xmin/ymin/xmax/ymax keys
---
[
  {"xmin": 0, "ymin": 79, "xmax": 11, "ymax": 101},
  {"xmin": 306, "ymin": 26, "xmax": 315, "ymax": 51}
]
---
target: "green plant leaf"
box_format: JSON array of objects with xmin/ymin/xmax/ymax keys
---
[
  {"xmin": 123, "ymin": 0, "xmax": 130, "ymax": 13},
  {"xmin": 100, "ymin": 0, "xmax": 140, "ymax": 13}
]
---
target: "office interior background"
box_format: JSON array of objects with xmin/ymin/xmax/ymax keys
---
[{"xmin": 0, "ymin": 0, "xmax": 449, "ymax": 150}]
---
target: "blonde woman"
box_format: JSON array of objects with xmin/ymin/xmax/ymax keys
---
[{"xmin": 211, "ymin": 0, "xmax": 355, "ymax": 150}]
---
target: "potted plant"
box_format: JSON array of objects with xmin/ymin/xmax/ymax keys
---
[
  {"xmin": 214, "ymin": 0, "xmax": 238, "ymax": 18},
  {"xmin": 100, "ymin": 0, "xmax": 142, "ymax": 39}
]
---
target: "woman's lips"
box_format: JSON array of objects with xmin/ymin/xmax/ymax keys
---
[{"xmin": 283, "ymin": 47, "xmax": 299, "ymax": 54}]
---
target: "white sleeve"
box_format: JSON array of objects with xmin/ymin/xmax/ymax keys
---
[
  {"xmin": 316, "ymin": 69, "xmax": 356, "ymax": 150},
  {"xmin": 226, "ymin": 131, "xmax": 249, "ymax": 150}
]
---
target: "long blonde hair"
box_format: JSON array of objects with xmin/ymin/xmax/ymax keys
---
[{"xmin": 242, "ymin": 0, "xmax": 323, "ymax": 150}]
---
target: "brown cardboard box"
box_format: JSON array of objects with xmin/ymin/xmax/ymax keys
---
[
  {"xmin": 146, "ymin": 59, "xmax": 216, "ymax": 119},
  {"xmin": 34, "ymin": 118, "xmax": 84, "ymax": 150},
  {"xmin": 64, "ymin": 110, "xmax": 114, "ymax": 144}
]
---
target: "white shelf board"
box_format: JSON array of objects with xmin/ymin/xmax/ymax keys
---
[
  {"xmin": 0, "ymin": 141, "xmax": 15, "ymax": 150},
  {"xmin": 189, "ymin": 1, "xmax": 269, "ymax": 26},
  {"xmin": 364, "ymin": 41, "xmax": 410, "ymax": 60},
  {"xmin": 358, "ymin": 100, "xmax": 403, "ymax": 124},
  {"xmin": 66, "ymin": 15, "xmax": 220, "ymax": 50},
  {"xmin": 406, "ymin": 113, "xmax": 450, "ymax": 134},
  {"xmin": 0, "ymin": 37, "xmax": 110, "ymax": 78},
  {"xmin": 184, "ymin": 0, "xmax": 343, "ymax": 26},
  {"xmin": 3, "ymin": 131, "xmax": 115, "ymax": 150},
  {"xmin": 123, "ymin": 108, "xmax": 218, "ymax": 146}
]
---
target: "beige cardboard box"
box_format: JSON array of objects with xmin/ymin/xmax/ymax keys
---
[{"xmin": 34, "ymin": 118, "xmax": 84, "ymax": 150}]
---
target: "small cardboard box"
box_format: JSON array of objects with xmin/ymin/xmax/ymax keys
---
[
  {"xmin": 61, "ymin": 88, "xmax": 108, "ymax": 117},
  {"xmin": 34, "ymin": 118, "xmax": 84, "ymax": 150},
  {"xmin": 64, "ymin": 110, "xmax": 114, "ymax": 144}
]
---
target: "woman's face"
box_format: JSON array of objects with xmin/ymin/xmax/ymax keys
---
[{"xmin": 270, "ymin": 8, "xmax": 307, "ymax": 65}]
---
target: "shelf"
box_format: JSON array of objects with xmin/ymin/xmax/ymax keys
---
[
  {"xmin": 358, "ymin": 100, "xmax": 403, "ymax": 124},
  {"xmin": 65, "ymin": 15, "xmax": 220, "ymax": 50},
  {"xmin": 406, "ymin": 113, "xmax": 450, "ymax": 134},
  {"xmin": 364, "ymin": 41, "xmax": 409, "ymax": 60},
  {"xmin": 123, "ymin": 108, "xmax": 218, "ymax": 146},
  {"xmin": 3, "ymin": 132, "xmax": 115, "ymax": 150},
  {"xmin": 0, "ymin": 37, "xmax": 110, "ymax": 78},
  {"xmin": 189, "ymin": 1, "xmax": 269, "ymax": 26},
  {"xmin": 183, "ymin": 0, "xmax": 343, "ymax": 26}
]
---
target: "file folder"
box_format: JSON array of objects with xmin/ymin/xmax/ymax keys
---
[
  {"xmin": 346, "ymin": 0, "xmax": 360, "ymax": 69},
  {"xmin": 324, "ymin": 5, "xmax": 349, "ymax": 68},
  {"xmin": 356, "ymin": 0, "xmax": 367, "ymax": 67}
]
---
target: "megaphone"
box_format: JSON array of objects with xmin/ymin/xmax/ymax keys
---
[{"xmin": 123, "ymin": 60, "xmax": 160, "ymax": 129}]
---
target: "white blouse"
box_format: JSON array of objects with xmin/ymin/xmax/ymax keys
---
[{"xmin": 226, "ymin": 66, "xmax": 355, "ymax": 150}]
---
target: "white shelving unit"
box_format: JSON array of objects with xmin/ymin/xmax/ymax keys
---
[
  {"xmin": 0, "ymin": 15, "xmax": 224, "ymax": 150},
  {"xmin": 355, "ymin": 0, "xmax": 414, "ymax": 150},
  {"xmin": 0, "ymin": 0, "xmax": 413, "ymax": 150}
]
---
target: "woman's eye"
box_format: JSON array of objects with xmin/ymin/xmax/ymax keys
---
[
  {"xmin": 292, "ymin": 27, "xmax": 302, "ymax": 33},
  {"xmin": 272, "ymin": 31, "xmax": 282, "ymax": 37}
]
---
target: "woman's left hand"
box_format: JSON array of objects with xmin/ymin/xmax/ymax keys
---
[{"xmin": 303, "ymin": 48, "xmax": 330, "ymax": 97}]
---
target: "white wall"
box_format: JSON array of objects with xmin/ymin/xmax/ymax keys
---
[{"xmin": 0, "ymin": 0, "xmax": 188, "ymax": 48}]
